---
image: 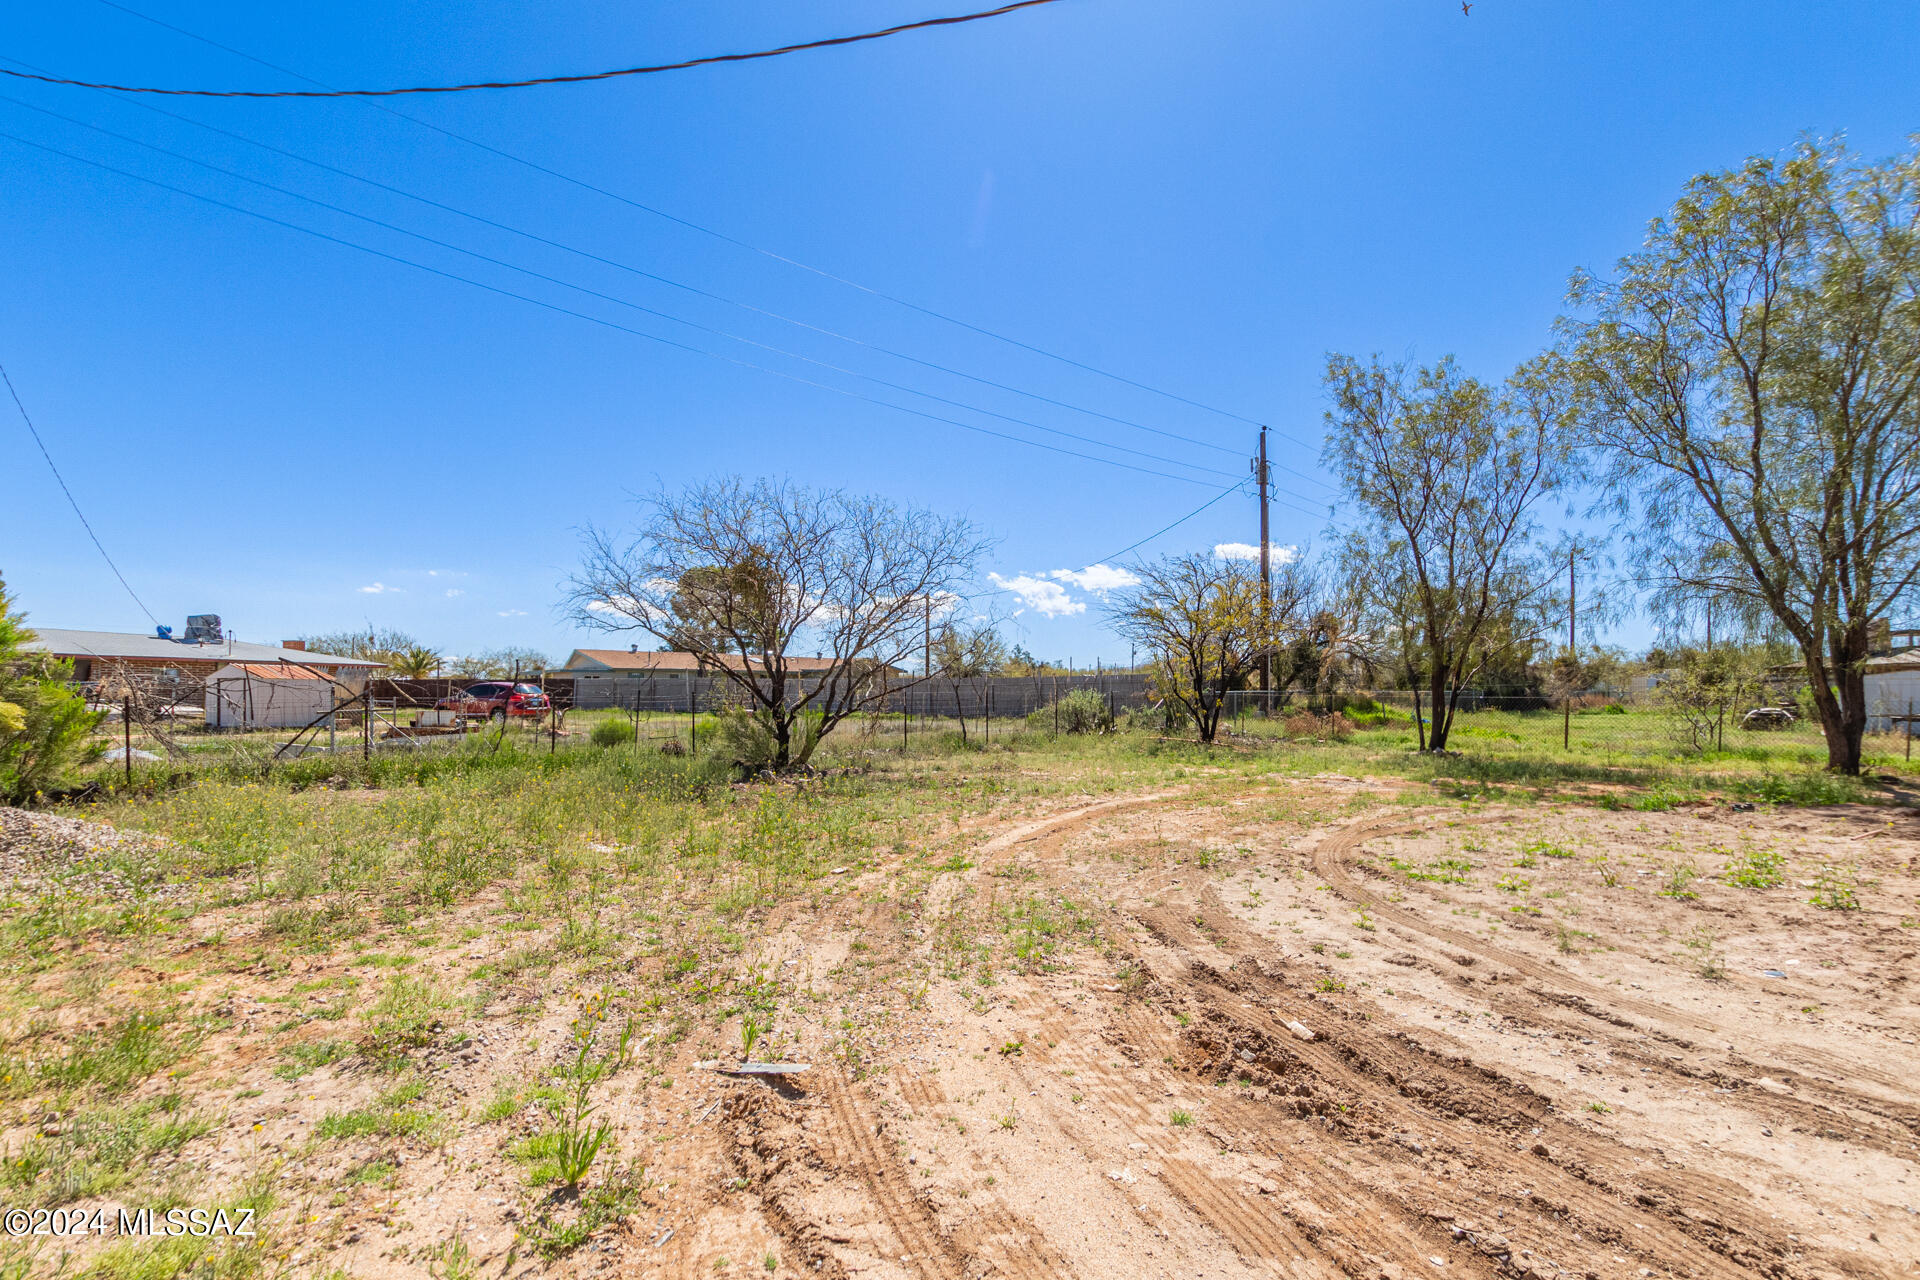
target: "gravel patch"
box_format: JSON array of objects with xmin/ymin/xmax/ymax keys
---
[{"xmin": 0, "ymin": 806, "xmax": 174, "ymax": 901}]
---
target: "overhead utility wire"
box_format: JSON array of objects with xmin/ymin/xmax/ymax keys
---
[
  {"xmin": 1, "ymin": 0, "xmax": 1066, "ymax": 97},
  {"xmin": 86, "ymin": 0, "xmax": 1318, "ymax": 459},
  {"xmin": 1096, "ymin": 480, "xmax": 1259, "ymax": 564},
  {"xmin": 0, "ymin": 129, "xmax": 1228, "ymax": 492},
  {"xmin": 0, "ymin": 73, "xmax": 1340, "ymax": 501},
  {"xmin": 2, "ymin": 358, "xmax": 157, "ymax": 624},
  {"xmin": 0, "ymin": 95, "xmax": 1287, "ymax": 494}
]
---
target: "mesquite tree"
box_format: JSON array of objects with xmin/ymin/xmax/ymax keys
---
[
  {"xmin": 1323, "ymin": 354, "xmax": 1570, "ymax": 751},
  {"xmin": 565, "ymin": 478, "xmax": 986, "ymax": 769},
  {"xmin": 1107, "ymin": 553, "xmax": 1310, "ymax": 743},
  {"xmin": 1559, "ymin": 138, "xmax": 1920, "ymax": 774}
]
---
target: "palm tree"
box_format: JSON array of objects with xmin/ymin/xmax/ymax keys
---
[{"xmin": 387, "ymin": 645, "xmax": 441, "ymax": 679}]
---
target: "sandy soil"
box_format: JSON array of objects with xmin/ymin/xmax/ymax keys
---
[{"xmin": 19, "ymin": 780, "xmax": 1920, "ymax": 1280}]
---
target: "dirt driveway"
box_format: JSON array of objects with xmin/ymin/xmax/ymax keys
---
[
  {"xmin": 45, "ymin": 778, "xmax": 1916, "ymax": 1280},
  {"xmin": 690, "ymin": 780, "xmax": 1920, "ymax": 1280}
]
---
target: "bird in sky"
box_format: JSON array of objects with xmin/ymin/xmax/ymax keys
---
[{"xmin": 1461, "ymin": 2, "xmax": 1473, "ymax": 13}]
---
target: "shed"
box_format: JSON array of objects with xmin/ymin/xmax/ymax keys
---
[
  {"xmin": 205, "ymin": 663, "xmax": 338, "ymax": 730},
  {"xmin": 1863, "ymin": 653, "xmax": 1920, "ymax": 733}
]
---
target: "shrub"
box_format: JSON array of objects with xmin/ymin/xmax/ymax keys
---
[
  {"xmin": 708, "ymin": 708, "xmax": 820, "ymax": 773},
  {"xmin": 1053, "ymin": 689, "xmax": 1114, "ymax": 734},
  {"xmin": 0, "ymin": 576, "xmax": 103, "ymax": 803},
  {"xmin": 1281, "ymin": 711, "xmax": 1355, "ymax": 742},
  {"xmin": 589, "ymin": 717, "xmax": 633, "ymax": 749}
]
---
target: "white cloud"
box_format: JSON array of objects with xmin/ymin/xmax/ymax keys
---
[
  {"xmin": 357, "ymin": 582, "xmax": 399, "ymax": 594},
  {"xmin": 444, "ymin": 588, "xmax": 464, "ymax": 598},
  {"xmin": 1213, "ymin": 543, "xmax": 1298, "ymax": 565},
  {"xmin": 1048, "ymin": 564, "xmax": 1139, "ymax": 595},
  {"xmin": 989, "ymin": 572, "xmax": 1084, "ymax": 618},
  {"xmin": 497, "ymin": 609, "xmax": 527, "ymax": 617}
]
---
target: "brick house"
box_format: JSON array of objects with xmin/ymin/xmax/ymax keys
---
[{"xmin": 24, "ymin": 625, "xmax": 383, "ymax": 696}]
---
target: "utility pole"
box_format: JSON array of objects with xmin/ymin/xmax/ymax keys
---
[{"xmin": 1253, "ymin": 427, "xmax": 1272, "ymax": 697}]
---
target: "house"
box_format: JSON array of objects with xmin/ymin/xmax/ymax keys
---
[
  {"xmin": 555, "ymin": 647, "xmax": 880, "ymax": 709},
  {"xmin": 1864, "ymin": 651, "xmax": 1920, "ymax": 733},
  {"xmin": 24, "ymin": 617, "xmax": 383, "ymax": 697},
  {"xmin": 205, "ymin": 663, "xmax": 339, "ymax": 729}
]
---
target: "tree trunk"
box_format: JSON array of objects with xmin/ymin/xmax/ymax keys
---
[
  {"xmin": 771, "ymin": 715, "xmax": 792, "ymax": 769},
  {"xmin": 1426, "ymin": 663, "xmax": 1452, "ymax": 751},
  {"xmin": 1812, "ymin": 624, "xmax": 1869, "ymax": 775}
]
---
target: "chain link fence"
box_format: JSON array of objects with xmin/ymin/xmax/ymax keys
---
[{"xmin": 1213, "ymin": 688, "xmax": 1920, "ymax": 760}]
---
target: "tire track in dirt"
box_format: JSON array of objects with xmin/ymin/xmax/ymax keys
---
[
  {"xmin": 1041, "ymin": 1003, "xmax": 1347, "ymax": 1278},
  {"xmin": 1313, "ymin": 812, "xmax": 1920, "ymax": 1138},
  {"xmin": 1146, "ymin": 898, "xmax": 1802, "ymax": 1280},
  {"xmin": 972, "ymin": 791, "xmax": 1183, "ymax": 864},
  {"xmin": 816, "ymin": 1072, "xmax": 971, "ymax": 1280},
  {"xmin": 721, "ymin": 1089, "xmax": 851, "ymax": 1280},
  {"xmin": 1478, "ymin": 987, "xmax": 1920, "ymax": 1161}
]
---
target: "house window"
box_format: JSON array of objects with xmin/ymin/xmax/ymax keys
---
[{"xmin": 161, "ymin": 668, "xmax": 179, "ymax": 685}]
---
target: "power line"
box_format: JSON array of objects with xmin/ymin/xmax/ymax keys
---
[
  {"xmin": 0, "ymin": 93, "xmax": 1252, "ymax": 487},
  {"xmin": 85, "ymin": 0, "xmax": 1318, "ymax": 457},
  {"xmin": 0, "ymin": 128, "xmax": 1229, "ymax": 492},
  {"xmin": 1096, "ymin": 480, "xmax": 1259, "ymax": 564},
  {"xmin": 1, "ymin": 0, "xmax": 1066, "ymax": 98},
  {"xmin": 2, "ymin": 357, "xmax": 158, "ymax": 624},
  {"xmin": 29, "ymin": 65, "xmax": 1346, "ymax": 491}
]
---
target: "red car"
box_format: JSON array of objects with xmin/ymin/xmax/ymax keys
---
[{"xmin": 437, "ymin": 682, "xmax": 550, "ymax": 722}]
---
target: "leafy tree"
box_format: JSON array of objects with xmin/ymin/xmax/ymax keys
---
[
  {"xmin": 1654, "ymin": 647, "xmax": 1768, "ymax": 753},
  {"xmin": 1560, "ymin": 137, "xmax": 1920, "ymax": 774},
  {"xmin": 0, "ymin": 576, "xmax": 102, "ymax": 803},
  {"xmin": 1323, "ymin": 354, "xmax": 1570, "ymax": 750},
  {"xmin": 1107, "ymin": 553, "xmax": 1308, "ymax": 743},
  {"xmin": 449, "ymin": 647, "xmax": 552, "ymax": 680},
  {"xmin": 296, "ymin": 628, "xmax": 420, "ymax": 664},
  {"xmin": 567, "ymin": 477, "xmax": 986, "ymax": 770},
  {"xmin": 386, "ymin": 645, "xmax": 441, "ymax": 679},
  {"xmin": 932, "ymin": 618, "xmax": 1008, "ymax": 742}
]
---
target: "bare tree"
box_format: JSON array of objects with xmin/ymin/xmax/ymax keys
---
[
  {"xmin": 1323, "ymin": 354, "xmax": 1569, "ymax": 750},
  {"xmin": 1107, "ymin": 553, "xmax": 1310, "ymax": 742},
  {"xmin": 1559, "ymin": 137, "xmax": 1920, "ymax": 774},
  {"xmin": 565, "ymin": 478, "xmax": 987, "ymax": 769}
]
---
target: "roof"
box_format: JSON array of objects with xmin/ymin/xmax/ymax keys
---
[
  {"xmin": 23, "ymin": 629, "xmax": 383, "ymax": 668},
  {"xmin": 560, "ymin": 648, "xmax": 844, "ymax": 674},
  {"xmin": 214, "ymin": 663, "xmax": 337, "ymax": 681},
  {"xmin": 1864, "ymin": 652, "xmax": 1920, "ymax": 674},
  {"xmin": 563, "ymin": 649, "xmax": 706, "ymax": 672}
]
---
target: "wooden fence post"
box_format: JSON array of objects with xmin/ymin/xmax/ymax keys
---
[
  {"xmin": 123, "ymin": 694, "xmax": 132, "ymax": 787},
  {"xmin": 689, "ymin": 682, "xmax": 697, "ymax": 754}
]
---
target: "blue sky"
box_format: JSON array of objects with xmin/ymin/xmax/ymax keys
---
[{"xmin": 5, "ymin": 1, "xmax": 1916, "ymax": 665}]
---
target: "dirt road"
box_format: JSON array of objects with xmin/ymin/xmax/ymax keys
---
[{"xmin": 693, "ymin": 780, "xmax": 1920, "ymax": 1280}]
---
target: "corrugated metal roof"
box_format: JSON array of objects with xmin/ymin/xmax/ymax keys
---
[
  {"xmin": 24, "ymin": 628, "xmax": 382, "ymax": 667},
  {"xmin": 216, "ymin": 663, "xmax": 335, "ymax": 681}
]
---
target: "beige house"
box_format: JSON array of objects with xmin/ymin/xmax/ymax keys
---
[{"xmin": 555, "ymin": 648, "xmax": 870, "ymax": 709}]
